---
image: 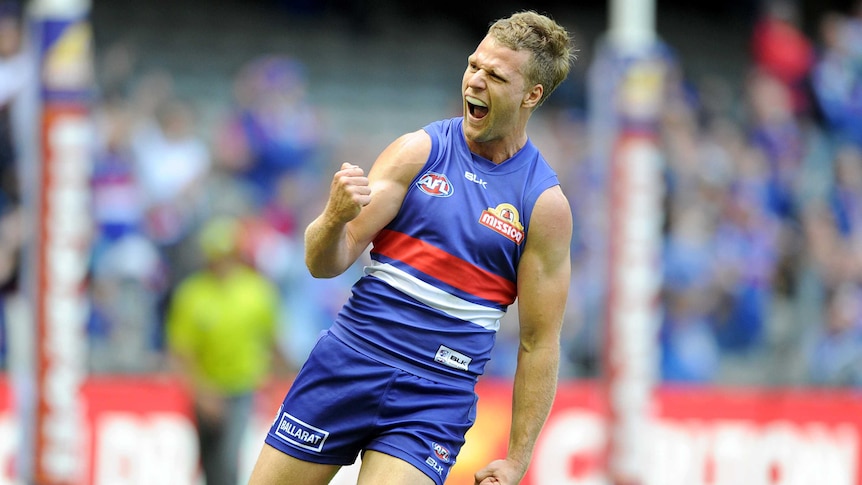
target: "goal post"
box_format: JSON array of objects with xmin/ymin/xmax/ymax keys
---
[
  {"xmin": 594, "ymin": 0, "xmax": 667, "ymax": 483},
  {"xmin": 17, "ymin": 0, "xmax": 94, "ymax": 483}
]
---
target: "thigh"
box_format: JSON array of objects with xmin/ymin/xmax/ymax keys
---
[
  {"xmin": 357, "ymin": 450, "xmax": 435, "ymax": 485},
  {"xmin": 367, "ymin": 371, "xmax": 478, "ymax": 485},
  {"xmin": 248, "ymin": 443, "xmax": 341, "ymax": 485},
  {"xmin": 263, "ymin": 332, "xmax": 396, "ymax": 463}
]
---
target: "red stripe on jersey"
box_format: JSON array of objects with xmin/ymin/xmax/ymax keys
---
[{"xmin": 372, "ymin": 229, "xmax": 516, "ymax": 306}]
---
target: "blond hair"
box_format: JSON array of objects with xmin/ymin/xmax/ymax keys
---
[{"xmin": 488, "ymin": 11, "xmax": 575, "ymax": 106}]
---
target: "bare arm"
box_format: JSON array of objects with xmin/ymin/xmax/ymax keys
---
[
  {"xmin": 304, "ymin": 130, "xmax": 432, "ymax": 278},
  {"xmin": 475, "ymin": 186, "xmax": 572, "ymax": 484}
]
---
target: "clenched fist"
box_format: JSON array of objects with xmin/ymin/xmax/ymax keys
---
[{"xmin": 325, "ymin": 162, "xmax": 372, "ymax": 224}]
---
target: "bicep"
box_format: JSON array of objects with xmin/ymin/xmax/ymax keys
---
[
  {"xmin": 517, "ymin": 186, "xmax": 573, "ymax": 346},
  {"xmin": 345, "ymin": 130, "xmax": 431, "ymax": 250}
]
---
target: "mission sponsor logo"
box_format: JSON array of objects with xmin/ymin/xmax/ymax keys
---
[
  {"xmin": 479, "ymin": 203, "xmax": 525, "ymax": 244},
  {"xmin": 417, "ymin": 172, "xmax": 454, "ymax": 197},
  {"xmin": 434, "ymin": 345, "xmax": 472, "ymax": 371},
  {"xmin": 275, "ymin": 413, "xmax": 329, "ymax": 453}
]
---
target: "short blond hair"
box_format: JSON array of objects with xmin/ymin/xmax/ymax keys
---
[{"xmin": 488, "ymin": 11, "xmax": 575, "ymax": 106}]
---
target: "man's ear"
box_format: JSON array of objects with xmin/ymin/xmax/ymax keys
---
[{"xmin": 523, "ymin": 84, "xmax": 543, "ymax": 109}]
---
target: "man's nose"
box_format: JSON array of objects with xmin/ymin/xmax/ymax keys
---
[{"xmin": 466, "ymin": 70, "xmax": 486, "ymax": 88}]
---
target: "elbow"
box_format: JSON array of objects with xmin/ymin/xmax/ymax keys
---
[
  {"xmin": 305, "ymin": 261, "xmax": 331, "ymax": 279},
  {"xmin": 305, "ymin": 256, "xmax": 342, "ymax": 279},
  {"xmin": 306, "ymin": 267, "xmax": 326, "ymax": 279},
  {"xmin": 518, "ymin": 332, "xmax": 562, "ymax": 356},
  {"xmin": 307, "ymin": 267, "xmax": 337, "ymax": 279}
]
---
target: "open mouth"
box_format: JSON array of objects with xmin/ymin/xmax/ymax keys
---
[{"xmin": 466, "ymin": 95, "xmax": 488, "ymax": 119}]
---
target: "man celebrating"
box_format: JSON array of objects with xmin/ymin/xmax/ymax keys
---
[{"xmin": 250, "ymin": 10, "xmax": 574, "ymax": 485}]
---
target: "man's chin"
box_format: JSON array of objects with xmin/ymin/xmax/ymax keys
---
[
  {"xmin": 462, "ymin": 126, "xmax": 482, "ymax": 143},
  {"xmin": 463, "ymin": 117, "xmax": 486, "ymax": 138}
]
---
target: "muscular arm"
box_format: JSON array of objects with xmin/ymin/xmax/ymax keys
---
[
  {"xmin": 304, "ymin": 129, "xmax": 431, "ymax": 278},
  {"xmin": 476, "ymin": 186, "xmax": 572, "ymax": 484}
]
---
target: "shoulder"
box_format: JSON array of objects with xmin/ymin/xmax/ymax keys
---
[
  {"xmin": 389, "ymin": 129, "xmax": 433, "ymax": 159},
  {"xmin": 380, "ymin": 116, "xmax": 463, "ymax": 167},
  {"xmin": 534, "ymin": 186, "xmax": 572, "ymax": 222},
  {"xmin": 168, "ymin": 273, "xmax": 211, "ymax": 312},
  {"xmin": 423, "ymin": 117, "xmax": 460, "ymax": 135},
  {"xmin": 528, "ymin": 186, "xmax": 572, "ymax": 244},
  {"xmin": 175, "ymin": 272, "xmax": 209, "ymax": 293},
  {"xmin": 518, "ymin": 185, "xmax": 572, "ymax": 280},
  {"xmin": 370, "ymin": 128, "xmax": 433, "ymax": 186}
]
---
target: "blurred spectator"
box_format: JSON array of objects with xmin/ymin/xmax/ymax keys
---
[
  {"xmin": 129, "ymin": 77, "xmax": 211, "ymax": 284},
  {"xmin": 846, "ymin": 0, "xmax": 862, "ymax": 66},
  {"xmin": 803, "ymin": 146, "xmax": 862, "ymax": 290},
  {"xmin": 828, "ymin": 144, "xmax": 862, "ymax": 242},
  {"xmin": 132, "ymin": 97, "xmax": 209, "ymax": 247},
  {"xmin": 660, "ymin": 288, "xmax": 721, "ymax": 383},
  {"xmin": 165, "ymin": 216, "xmax": 289, "ymax": 485},
  {"xmin": 661, "ymin": 203, "xmax": 722, "ymax": 382},
  {"xmin": 96, "ymin": 40, "xmax": 137, "ymax": 103},
  {"xmin": 91, "ymin": 96, "xmax": 143, "ymax": 246},
  {"xmin": 214, "ymin": 55, "xmax": 324, "ymax": 206},
  {"xmin": 88, "ymin": 233, "xmax": 166, "ymax": 373},
  {"xmin": 0, "ymin": 1, "xmax": 29, "ymax": 368},
  {"xmin": 0, "ymin": 205, "xmax": 19, "ymax": 340},
  {"xmin": 0, "ymin": 0, "xmax": 26, "ymax": 201},
  {"xmin": 745, "ymin": 70, "xmax": 805, "ymax": 220},
  {"xmin": 802, "ymin": 201, "xmax": 853, "ymax": 289},
  {"xmin": 0, "ymin": 0, "xmax": 27, "ymax": 245},
  {"xmin": 85, "ymin": 40, "xmax": 175, "ymax": 372},
  {"xmin": 663, "ymin": 203, "xmax": 719, "ymax": 301},
  {"xmin": 712, "ymin": 151, "xmax": 783, "ymax": 353},
  {"xmin": 810, "ymin": 11, "xmax": 862, "ymax": 149},
  {"xmin": 804, "ymin": 281, "xmax": 862, "ymax": 386},
  {"xmin": 750, "ymin": 0, "xmax": 815, "ymax": 116}
]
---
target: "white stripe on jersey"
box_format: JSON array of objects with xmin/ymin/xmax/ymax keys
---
[{"xmin": 365, "ymin": 260, "xmax": 504, "ymax": 332}]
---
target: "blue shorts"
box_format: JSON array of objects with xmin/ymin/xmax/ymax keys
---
[{"xmin": 264, "ymin": 331, "xmax": 478, "ymax": 485}]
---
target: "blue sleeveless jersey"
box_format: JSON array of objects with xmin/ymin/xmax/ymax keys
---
[{"xmin": 330, "ymin": 117, "xmax": 560, "ymax": 388}]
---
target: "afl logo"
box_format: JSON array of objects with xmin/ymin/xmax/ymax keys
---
[
  {"xmin": 433, "ymin": 443, "xmax": 451, "ymax": 463},
  {"xmin": 417, "ymin": 172, "xmax": 453, "ymax": 197}
]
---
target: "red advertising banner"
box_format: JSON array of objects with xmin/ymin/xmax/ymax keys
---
[
  {"xmin": 0, "ymin": 377, "xmax": 858, "ymax": 484},
  {"xmin": 455, "ymin": 381, "xmax": 862, "ymax": 485},
  {"xmin": 81, "ymin": 377, "xmax": 198, "ymax": 485}
]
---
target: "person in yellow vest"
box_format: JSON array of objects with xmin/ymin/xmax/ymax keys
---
[{"xmin": 166, "ymin": 216, "xmax": 286, "ymax": 485}]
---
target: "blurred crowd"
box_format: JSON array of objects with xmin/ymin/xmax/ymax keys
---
[
  {"xmin": 84, "ymin": 50, "xmax": 360, "ymax": 374},
  {"xmin": 657, "ymin": 0, "xmax": 862, "ymax": 386},
  {"xmin": 644, "ymin": 0, "xmax": 862, "ymax": 386},
  {"xmin": 0, "ymin": 0, "xmax": 860, "ymax": 390}
]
